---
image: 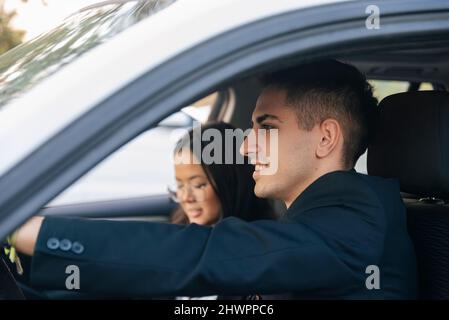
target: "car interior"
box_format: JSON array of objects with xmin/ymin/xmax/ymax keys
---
[{"xmin": 1, "ymin": 30, "xmax": 449, "ymax": 299}]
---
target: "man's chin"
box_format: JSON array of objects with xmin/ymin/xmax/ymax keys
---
[{"xmin": 254, "ymin": 183, "xmax": 271, "ymax": 199}]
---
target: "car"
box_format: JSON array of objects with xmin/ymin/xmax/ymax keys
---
[{"xmin": 0, "ymin": 0, "xmax": 448, "ymax": 299}]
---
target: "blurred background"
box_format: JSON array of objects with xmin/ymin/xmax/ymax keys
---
[{"xmin": 1, "ymin": 0, "xmax": 99, "ymax": 50}]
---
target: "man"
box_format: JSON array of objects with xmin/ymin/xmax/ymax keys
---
[{"xmin": 12, "ymin": 60, "xmax": 417, "ymax": 299}]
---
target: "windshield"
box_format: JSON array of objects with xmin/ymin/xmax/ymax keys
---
[{"xmin": 0, "ymin": 0, "xmax": 176, "ymax": 109}]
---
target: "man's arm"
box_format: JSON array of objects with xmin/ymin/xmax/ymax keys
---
[{"xmin": 25, "ymin": 204, "xmax": 384, "ymax": 298}]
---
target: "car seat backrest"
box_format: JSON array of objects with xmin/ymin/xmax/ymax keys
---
[{"xmin": 368, "ymin": 91, "xmax": 449, "ymax": 299}]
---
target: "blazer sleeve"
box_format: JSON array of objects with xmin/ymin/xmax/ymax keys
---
[{"xmin": 29, "ymin": 185, "xmax": 386, "ymax": 298}]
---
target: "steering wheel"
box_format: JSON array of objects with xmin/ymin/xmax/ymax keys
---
[{"xmin": 0, "ymin": 257, "xmax": 25, "ymax": 299}]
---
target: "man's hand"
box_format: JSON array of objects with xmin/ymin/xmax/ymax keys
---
[{"xmin": 14, "ymin": 216, "xmax": 44, "ymax": 256}]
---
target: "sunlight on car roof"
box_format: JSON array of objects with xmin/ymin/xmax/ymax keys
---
[{"xmin": 0, "ymin": 0, "xmax": 176, "ymax": 109}]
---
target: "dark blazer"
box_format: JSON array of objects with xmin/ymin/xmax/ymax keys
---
[
  {"xmin": 0, "ymin": 258, "xmax": 25, "ymax": 299},
  {"xmin": 29, "ymin": 169, "xmax": 418, "ymax": 299}
]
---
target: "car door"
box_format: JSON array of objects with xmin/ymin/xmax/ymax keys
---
[{"xmin": 1, "ymin": 0, "xmax": 449, "ymax": 241}]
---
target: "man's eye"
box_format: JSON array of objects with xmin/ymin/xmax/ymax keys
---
[{"xmin": 261, "ymin": 124, "xmax": 275, "ymax": 130}]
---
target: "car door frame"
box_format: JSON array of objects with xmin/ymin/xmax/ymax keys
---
[{"xmin": 1, "ymin": 0, "xmax": 449, "ymax": 238}]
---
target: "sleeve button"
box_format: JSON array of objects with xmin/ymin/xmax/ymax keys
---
[
  {"xmin": 59, "ymin": 239, "xmax": 72, "ymax": 251},
  {"xmin": 71, "ymin": 242, "xmax": 84, "ymax": 254},
  {"xmin": 46, "ymin": 238, "xmax": 60, "ymax": 250}
]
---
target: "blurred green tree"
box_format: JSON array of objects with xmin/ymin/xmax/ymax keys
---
[
  {"xmin": 0, "ymin": 0, "xmax": 48, "ymax": 54},
  {"xmin": 0, "ymin": 1, "xmax": 25, "ymax": 54}
]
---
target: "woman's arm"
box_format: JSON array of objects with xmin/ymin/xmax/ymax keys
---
[{"xmin": 13, "ymin": 216, "xmax": 44, "ymax": 256}]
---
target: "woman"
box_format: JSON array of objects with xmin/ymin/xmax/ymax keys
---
[{"xmin": 169, "ymin": 121, "xmax": 275, "ymax": 226}]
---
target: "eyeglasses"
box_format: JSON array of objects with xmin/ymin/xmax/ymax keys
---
[{"xmin": 167, "ymin": 182, "xmax": 210, "ymax": 203}]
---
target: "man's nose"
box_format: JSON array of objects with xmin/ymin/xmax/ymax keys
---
[{"xmin": 239, "ymin": 129, "xmax": 258, "ymax": 157}]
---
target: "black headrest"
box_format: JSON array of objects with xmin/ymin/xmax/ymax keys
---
[{"xmin": 367, "ymin": 91, "xmax": 449, "ymax": 199}]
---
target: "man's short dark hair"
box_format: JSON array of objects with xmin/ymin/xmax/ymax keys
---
[{"xmin": 261, "ymin": 59, "xmax": 379, "ymax": 168}]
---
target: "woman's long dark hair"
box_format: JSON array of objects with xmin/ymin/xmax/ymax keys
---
[{"xmin": 170, "ymin": 122, "xmax": 276, "ymax": 224}]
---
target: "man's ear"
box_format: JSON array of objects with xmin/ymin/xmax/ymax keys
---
[{"xmin": 315, "ymin": 119, "xmax": 342, "ymax": 159}]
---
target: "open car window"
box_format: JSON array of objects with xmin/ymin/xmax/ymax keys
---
[{"xmin": 50, "ymin": 92, "xmax": 216, "ymax": 206}]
